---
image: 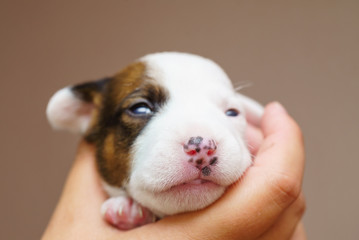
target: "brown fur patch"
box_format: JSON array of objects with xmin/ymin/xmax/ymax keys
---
[{"xmin": 77, "ymin": 62, "xmax": 168, "ymax": 187}]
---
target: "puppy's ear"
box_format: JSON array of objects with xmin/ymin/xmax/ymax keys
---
[
  {"xmin": 237, "ymin": 93, "xmax": 264, "ymax": 127},
  {"xmin": 46, "ymin": 78, "xmax": 110, "ymax": 134}
]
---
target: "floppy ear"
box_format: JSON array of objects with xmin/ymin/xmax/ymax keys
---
[
  {"xmin": 46, "ymin": 78, "xmax": 110, "ymax": 134},
  {"xmin": 237, "ymin": 93, "xmax": 264, "ymax": 127}
]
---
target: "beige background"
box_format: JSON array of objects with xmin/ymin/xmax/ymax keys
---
[{"xmin": 1, "ymin": 1, "xmax": 358, "ymax": 239}]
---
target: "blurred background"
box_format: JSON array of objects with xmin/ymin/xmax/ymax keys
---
[{"xmin": 1, "ymin": 1, "xmax": 358, "ymax": 239}]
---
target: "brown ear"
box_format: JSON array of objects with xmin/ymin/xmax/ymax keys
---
[{"xmin": 46, "ymin": 77, "xmax": 110, "ymax": 134}]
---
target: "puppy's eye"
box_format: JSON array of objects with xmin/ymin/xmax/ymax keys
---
[
  {"xmin": 225, "ymin": 108, "xmax": 240, "ymax": 117},
  {"xmin": 128, "ymin": 102, "xmax": 153, "ymax": 117}
]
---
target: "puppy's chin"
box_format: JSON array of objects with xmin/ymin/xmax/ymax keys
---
[{"xmin": 129, "ymin": 182, "xmax": 226, "ymax": 217}]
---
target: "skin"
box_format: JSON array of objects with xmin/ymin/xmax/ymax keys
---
[{"xmin": 42, "ymin": 102, "xmax": 306, "ymax": 240}]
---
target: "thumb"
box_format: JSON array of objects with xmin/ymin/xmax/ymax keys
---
[{"xmin": 46, "ymin": 142, "xmax": 107, "ymax": 228}]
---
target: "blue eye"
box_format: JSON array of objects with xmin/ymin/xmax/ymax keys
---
[
  {"xmin": 128, "ymin": 102, "xmax": 153, "ymax": 116},
  {"xmin": 225, "ymin": 108, "xmax": 240, "ymax": 117}
]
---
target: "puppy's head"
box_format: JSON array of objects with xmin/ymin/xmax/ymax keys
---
[{"xmin": 47, "ymin": 52, "xmax": 263, "ymax": 216}]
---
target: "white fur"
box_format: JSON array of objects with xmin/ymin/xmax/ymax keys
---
[
  {"xmin": 126, "ymin": 52, "xmax": 258, "ymax": 216},
  {"xmin": 46, "ymin": 87, "xmax": 93, "ymax": 133}
]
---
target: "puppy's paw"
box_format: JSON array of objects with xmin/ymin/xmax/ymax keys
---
[{"xmin": 101, "ymin": 196, "xmax": 155, "ymax": 230}]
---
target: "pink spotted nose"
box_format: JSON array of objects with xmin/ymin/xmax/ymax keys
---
[{"xmin": 183, "ymin": 136, "xmax": 218, "ymax": 176}]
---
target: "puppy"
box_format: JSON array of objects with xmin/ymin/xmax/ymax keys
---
[{"xmin": 46, "ymin": 52, "xmax": 263, "ymax": 230}]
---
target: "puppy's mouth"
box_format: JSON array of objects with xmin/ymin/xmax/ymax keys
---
[
  {"xmin": 163, "ymin": 178, "xmax": 219, "ymax": 194},
  {"xmin": 181, "ymin": 178, "xmax": 211, "ymax": 185}
]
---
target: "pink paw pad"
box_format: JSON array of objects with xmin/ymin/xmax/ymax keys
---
[{"xmin": 101, "ymin": 196, "xmax": 155, "ymax": 230}]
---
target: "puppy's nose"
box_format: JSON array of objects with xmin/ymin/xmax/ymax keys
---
[
  {"xmin": 183, "ymin": 136, "xmax": 217, "ymax": 156},
  {"xmin": 183, "ymin": 136, "xmax": 218, "ymax": 175}
]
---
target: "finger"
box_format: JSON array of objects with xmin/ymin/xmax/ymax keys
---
[
  {"xmin": 258, "ymin": 192, "xmax": 306, "ymax": 240},
  {"xmin": 43, "ymin": 141, "xmax": 109, "ymax": 238},
  {"xmin": 245, "ymin": 123, "xmax": 263, "ymax": 156},
  {"xmin": 255, "ymin": 102, "xmax": 305, "ymax": 209},
  {"xmin": 59, "ymin": 141, "xmax": 107, "ymax": 208},
  {"xmin": 290, "ymin": 221, "xmax": 307, "ymax": 240},
  {"xmin": 257, "ymin": 102, "xmax": 305, "ymax": 171}
]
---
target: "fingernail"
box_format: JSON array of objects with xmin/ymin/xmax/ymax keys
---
[{"xmin": 270, "ymin": 101, "xmax": 287, "ymax": 114}]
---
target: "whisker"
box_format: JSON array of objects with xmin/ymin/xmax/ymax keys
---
[{"xmin": 233, "ymin": 82, "xmax": 253, "ymax": 92}]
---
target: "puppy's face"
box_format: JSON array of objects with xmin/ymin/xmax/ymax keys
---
[{"xmin": 47, "ymin": 52, "xmax": 263, "ymax": 216}]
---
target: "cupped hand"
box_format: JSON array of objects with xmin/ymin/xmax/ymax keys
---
[{"xmin": 42, "ymin": 102, "xmax": 306, "ymax": 240}]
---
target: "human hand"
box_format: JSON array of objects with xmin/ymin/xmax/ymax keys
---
[{"xmin": 42, "ymin": 102, "xmax": 306, "ymax": 240}]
